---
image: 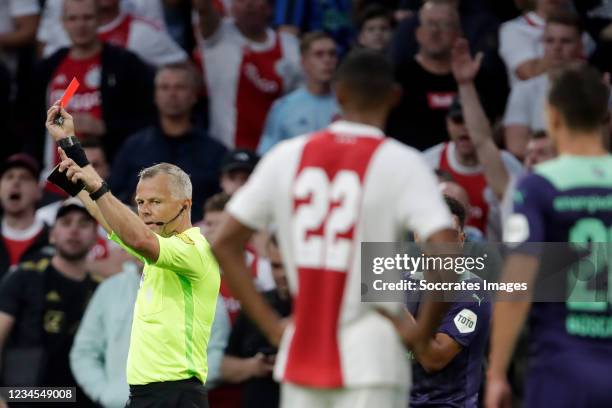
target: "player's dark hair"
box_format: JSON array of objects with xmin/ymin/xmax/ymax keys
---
[
  {"xmin": 444, "ymin": 195, "xmax": 466, "ymax": 230},
  {"xmin": 300, "ymin": 31, "xmax": 335, "ymax": 55},
  {"xmin": 548, "ymin": 64, "xmax": 609, "ymax": 132},
  {"xmin": 204, "ymin": 192, "xmax": 231, "ymax": 214},
  {"xmin": 356, "ymin": 4, "xmax": 393, "ymax": 32},
  {"xmin": 546, "ymin": 10, "xmax": 583, "ymax": 35},
  {"xmin": 333, "ymin": 49, "xmax": 395, "ymax": 109}
]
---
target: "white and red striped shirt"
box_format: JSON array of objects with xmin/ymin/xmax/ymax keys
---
[
  {"xmin": 199, "ymin": 18, "xmax": 302, "ymax": 150},
  {"xmin": 37, "ymin": 0, "xmax": 166, "ymax": 58},
  {"xmin": 98, "ymin": 13, "xmax": 187, "ymax": 66},
  {"xmin": 227, "ymin": 120, "xmax": 453, "ymax": 388}
]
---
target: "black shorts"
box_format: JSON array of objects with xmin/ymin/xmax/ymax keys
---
[{"xmin": 126, "ymin": 377, "xmax": 209, "ymax": 408}]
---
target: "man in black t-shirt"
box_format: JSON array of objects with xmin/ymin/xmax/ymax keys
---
[
  {"xmin": 386, "ymin": 0, "xmax": 462, "ymax": 151},
  {"xmin": 220, "ymin": 234, "xmax": 292, "ymax": 408},
  {"xmin": 386, "ymin": 0, "xmax": 505, "ymax": 151},
  {"xmin": 0, "ymin": 199, "xmax": 99, "ymax": 407}
]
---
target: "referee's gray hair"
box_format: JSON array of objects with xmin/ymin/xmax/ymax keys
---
[{"xmin": 138, "ymin": 163, "xmax": 192, "ymax": 200}]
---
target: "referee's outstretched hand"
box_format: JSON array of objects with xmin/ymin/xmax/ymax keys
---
[{"xmin": 46, "ymin": 100, "xmax": 75, "ymax": 142}]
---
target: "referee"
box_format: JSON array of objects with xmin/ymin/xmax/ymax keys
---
[{"xmin": 45, "ymin": 103, "xmax": 220, "ymax": 408}]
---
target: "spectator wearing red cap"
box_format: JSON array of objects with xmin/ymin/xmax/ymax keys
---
[{"xmin": 0, "ymin": 154, "xmax": 50, "ymax": 280}]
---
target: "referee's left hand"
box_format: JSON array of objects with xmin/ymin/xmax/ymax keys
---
[{"xmin": 57, "ymin": 147, "xmax": 104, "ymax": 193}]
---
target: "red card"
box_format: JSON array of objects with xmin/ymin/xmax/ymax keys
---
[{"xmin": 60, "ymin": 78, "xmax": 80, "ymax": 108}]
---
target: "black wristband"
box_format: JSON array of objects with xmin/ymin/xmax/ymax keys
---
[
  {"xmin": 89, "ymin": 181, "xmax": 110, "ymax": 201},
  {"xmin": 58, "ymin": 136, "xmax": 90, "ymax": 167},
  {"xmin": 57, "ymin": 136, "xmax": 80, "ymax": 149}
]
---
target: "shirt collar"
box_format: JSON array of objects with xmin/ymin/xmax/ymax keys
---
[
  {"xmin": 328, "ymin": 120, "xmax": 385, "ymax": 138},
  {"xmin": 524, "ymin": 11, "xmax": 545, "ymax": 28}
]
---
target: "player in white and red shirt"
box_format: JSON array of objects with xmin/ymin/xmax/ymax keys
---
[
  {"xmin": 194, "ymin": 0, "xmax": 302, "ymax": 150},
  {"xmin": 212, "ymin": 50, "xmax": 457, "ymax": 407}
]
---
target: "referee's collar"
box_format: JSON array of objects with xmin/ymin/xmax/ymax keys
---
[{"xmin": 328, "ymin": 120, "xmax": 385, "ymax": 139}]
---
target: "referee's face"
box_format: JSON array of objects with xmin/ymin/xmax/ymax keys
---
[{"xmin": 135, "ymin": 174, "xmax": 188, "ymax": 235}]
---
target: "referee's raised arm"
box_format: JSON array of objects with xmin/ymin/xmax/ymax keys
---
[{"xmin": 45, "ymin": 102, "xmax": 220, "ymax": 408}]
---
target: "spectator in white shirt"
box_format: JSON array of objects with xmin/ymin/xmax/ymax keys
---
[
  {"xmin": 0, "ymin": 0, "xmax": 40, "ymax": 77},
  {"xmin": 97, "ymin": 0, "xmax": 187, "ymax": 66},
  {"xmin": 499, "ymin": 0, "xmax": 592, "ymax": 87},
  {"xmin": 37, "ymin": 0, "xmax": 166, "ymax": 59},
  {"xmin": 503, "ymin": 11, "xmax": 584, "ymax": 160},
  {"xmin": 194, "ymin": 0, "xmax": 302, "ymax": 150}
]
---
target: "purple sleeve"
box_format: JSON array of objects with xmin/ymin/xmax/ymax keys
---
[
  {"xmin": 504, "ymin": 173, "xmax": 554, "ymax": 244},
  {"xmin": 437, "ymin": 300, "xmax": 491, "ymax": 348}
]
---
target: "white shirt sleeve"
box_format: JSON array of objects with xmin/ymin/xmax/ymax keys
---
[
  {"xmin": 499, "ymin": 22, "xmax": 540, "ymax": 74},
  {"xmin": 500, "ymin": 150, "xmax": 525, "ymax": 178},
  {"xmin": 395, "ymin": 147, "xmax": 453, "ymax": 240},
  {"xmin": 421, "ymin": 143, "xmax": 445, "ymax": 169},
  {"xmin": 128, "ymin": 20, "xmax": 188, "ymax": 66},
  {"xmin": 278, "ymin": 32, "xmax": 303, "ymax": 92},
  {"xmin": 503, "ymin": 82, "xmax": 532, "ymax": 127},
  {"xmin": 9, "ymin": 0, "xmax": 39, "ymax": 17},
  {"xmin": 36, "ymin": 0, "xmax": 58, "ymax": 43},
  {"xmin": 202, "ymin": 18, "xmax": 234, "ymax": 48},
  {"xmin": 226, "ymin": 142, "xmax": 286, "ymax": 231},
  {"xmin": 254, "ymin": 258, "xmax": 276, "ymax": 292},
  {"xmin": 122, "ymin": 0, "xmax": 165, "ymax": 29},
  {"xmin": 37, "ymin": 0, "xmax": 71, "ymax": 56}
]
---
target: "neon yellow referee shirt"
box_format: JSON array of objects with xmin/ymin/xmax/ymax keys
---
[{"xmin": 109, "ymin": 227, "xmax": 220, "ymax": 385}]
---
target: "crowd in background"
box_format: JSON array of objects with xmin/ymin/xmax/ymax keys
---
[{"xmin": 0, "ymin": 0, "xmax": 611, "ymax": 407}]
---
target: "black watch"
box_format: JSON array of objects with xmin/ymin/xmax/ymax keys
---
[{"xmin": 89, "ymin": 181, "xmax": 110, "ymax": 201}]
